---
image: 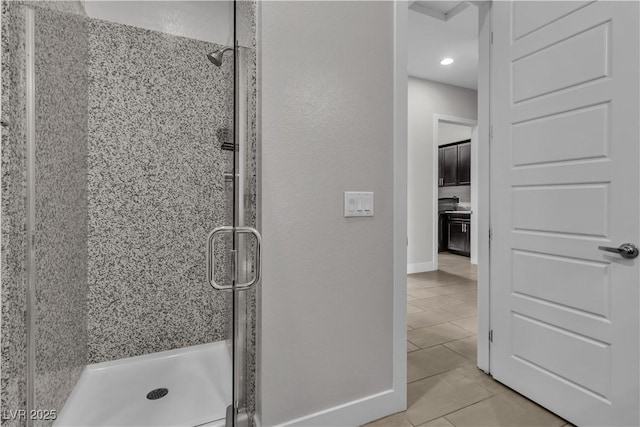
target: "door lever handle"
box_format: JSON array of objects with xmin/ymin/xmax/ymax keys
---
[{"xmin": 598, "ymin": 243, "xmax": 639, "ymax": 259}]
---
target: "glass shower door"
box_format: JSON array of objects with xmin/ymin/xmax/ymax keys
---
[{"xmin": 206, "ymin": 2, "xmax": 260, "ymax": 427}]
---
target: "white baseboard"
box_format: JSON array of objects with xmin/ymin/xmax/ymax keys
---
[
  {"xmin": 407, "ymin": 261, "xmax": 435, "ymax": 274},
  {"xmin": 276, "ymin": 389, "xmax": 404, "ymax": 427}
]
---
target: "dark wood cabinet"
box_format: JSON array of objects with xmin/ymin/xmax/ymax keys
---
[
  {"xmin": 438, "ymin": 213, "xmax": 448, "ymax": 252},
  {"xmin": 457, "ymin": 142, "xmax": 471, "ymax": 185},
  {"xmin": 447, "ymin": 217, "xmax": 470, "ymax": 257},
  {"xmin": 441, "ymin": 145, "xmax": 458, "ymax": 186},
  {"xmin": 438, "ymin": 139, "xmax": 471, "ymax": 187},
  {"xmin": 438, "ymin": 149, "xmax": 444, "ymax": 188}
]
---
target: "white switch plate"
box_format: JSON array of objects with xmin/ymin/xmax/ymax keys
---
[{"xmin": 344, "ymin": 192, "xmax": 374, "ymax": 217}]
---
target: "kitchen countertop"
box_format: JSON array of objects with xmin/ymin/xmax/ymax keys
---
[{"xmin": 444, "ymin": 211, "xmax": 472, "ymax": 214}]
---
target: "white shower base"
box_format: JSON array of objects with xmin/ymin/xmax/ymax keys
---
[{"xmin": 55, "ymin": 341, "xmax": 232, "ymax": 427}]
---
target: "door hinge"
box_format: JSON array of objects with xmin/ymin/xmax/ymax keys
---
[
  {"xmin": 489, "ymin": 124, "xmax": 493, "ymax": 141},
  {"xmin": 490, "ymin": 32, "xmax": 493, "ymax": 44},
  {"xmin": 489, "ymin": 329, "xmax": 494, "ymax": 343}
]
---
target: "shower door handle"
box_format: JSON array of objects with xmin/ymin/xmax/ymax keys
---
[
  {"xmin": 235, "ymin": 227, "xmax": 262, "ymax": 290},
  {"xmin": 207, "ymin": 226, "xmax": 234, "ymax": 290},
  {"xmin": 207, "ymin": 226, "xmax": 261, "ymax": 291}
]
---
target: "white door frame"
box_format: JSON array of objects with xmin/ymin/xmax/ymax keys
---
[
  {"xmin": 432, "ymin": 114, "xmax": 477, "ymax": 274},
  {"xmin": 392, "ymin": 0, "xmax": 409, "ymax": 414},
  {"xmin": 475, "ymin": 0, "xmax": 492, "ymax": 373}
]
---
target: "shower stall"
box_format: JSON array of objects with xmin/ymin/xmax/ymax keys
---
[{"xmin": 0, "ymin": 1, "xmax": 259, "ymax": 426}]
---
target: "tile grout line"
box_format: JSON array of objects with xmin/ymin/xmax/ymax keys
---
[
  {"xmin": 407, "ymin": 278, "xmax": 477, "ymax": 287},
  {"xmin": 408, "ymin": 337, "xmax": 474, "ymax": 351},
  {"xmin": 415, "ymin": 384, "xmax": 506, "ymax": 427},
  {"xmin": 407, "ymin": 322, "xmax": 475, "ymax": 348},
  {"xmin": 441, "ymin": 338, "xmax": 477, "ymax": 362},
  {"xmin": 409, "ymin": 300, "xmax": 477, "ymax": 312},
  {"xmin": 406, "ymin": 358, "xmax": 476, "ymax": 385},
  {"xmin": 406, "ymin": 284, "xmax": 477, "ymax": 295},
  {"xmin": 407, "ymin": 317, "xmax": 477, "ymax": 334},
  {"xmin": 410, "ymin": 388, "xmax": 504, "ymax": 426}
]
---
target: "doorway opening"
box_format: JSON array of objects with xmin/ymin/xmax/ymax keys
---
[
  {"xmin": 404, "ymin": 2, "xmax": 495, "ymax": 420},
  {"xmin": 434, "ymin": 117, "xmax": 477, "ymax": 270},
  {"xmin": 396, "ymin": 1, "xmax": 571, "ymax": 425}
]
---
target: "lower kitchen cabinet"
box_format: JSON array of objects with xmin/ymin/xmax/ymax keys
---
[
  {"xmin": 438, "ymin": 213, "xmax": 448, "ymax": 252},
  {"xmin": 447, "ymin": 218, "xmax": 470, "ymax": 257}
]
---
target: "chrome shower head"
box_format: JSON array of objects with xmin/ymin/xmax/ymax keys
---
[{"xmin": 206, "ymin": 47, "xmax": 234, "ymax": 67}]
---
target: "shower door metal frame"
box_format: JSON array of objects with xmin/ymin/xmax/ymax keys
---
[
  {"xmin": 229, "ymin": 30, "xmax": 260, "ymax": 426},
  {"xmin": 25, "ymin": 7, "xmax": 37, "ymax": 427}
]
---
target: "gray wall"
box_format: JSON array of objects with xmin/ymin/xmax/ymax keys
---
[
  {"xmin": 85, "ymin": 18, "xmax": 234, "ymax": 363},
  {"xmin": 438, "ymin": 122, "xmax": 472, "ymax": 146},
  {"xmin": 83, "ymin": 1, "xmax": 232, "ymax": 45},
  {"xmin": 260, "ymin": 2, "xmax": 395, "ymax": 425},
  {"xmin": 439, "ymin": 186, "xmax": 471, "ymax": 204}
]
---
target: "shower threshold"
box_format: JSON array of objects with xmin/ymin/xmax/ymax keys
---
[{"xmin": 55, "ymin": 341, "xmax": 232, "ymax": 427}]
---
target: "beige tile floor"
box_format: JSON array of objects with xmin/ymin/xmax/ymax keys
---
[{"xmin": 365, "ymin": 253, "xmax": 573, "ymax": 427}]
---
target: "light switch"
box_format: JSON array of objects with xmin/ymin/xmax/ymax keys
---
[
  {"xmin": 364, "ymin": 197, "xmax": 371, "ymax": 211},
  {"xmin": 344, "ymin": 192, "xmax": 374, "ymax": 217}
]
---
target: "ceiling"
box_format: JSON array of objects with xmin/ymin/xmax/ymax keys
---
[{"xmin": 408, "ymin": 1, "xmax": 479, "ymax": 89}]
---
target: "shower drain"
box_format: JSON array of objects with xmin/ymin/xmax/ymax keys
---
[{"xmin": 146, "ymin": 388, "xmax": 169, "ymax": 400}]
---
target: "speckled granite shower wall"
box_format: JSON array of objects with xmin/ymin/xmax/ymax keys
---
[
  {"xmin": 85, "ymin": 19, "xmax": 234, "ymax": 363},
  {"xmin": 1, "ymin": 4, "xmax": 29, "ymax": 424},
  {"xmin": 33, "ymin": 8, "xmax": 89, "ymax": 424}
]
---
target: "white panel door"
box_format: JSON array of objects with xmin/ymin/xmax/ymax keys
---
[{"xmin": 490, "ymin": 1, "xmax": 640, "ymax": 426}]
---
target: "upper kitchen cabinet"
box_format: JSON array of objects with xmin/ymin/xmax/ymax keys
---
[
  {"xmin": 457, "ymin": 141, "xmax": 471, "ymax": 185},
  {"xmin": 440, "ymin": 144, "xmax": 458, "ymax": 186},
  {"xmin": 438, "ymin": 139, "xmax": 471, "ymax": 187}
]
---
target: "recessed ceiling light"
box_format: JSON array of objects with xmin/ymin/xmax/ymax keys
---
[{"xmin": 440, "ymin": 58, "xmax": 454, "ymax": 65}]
